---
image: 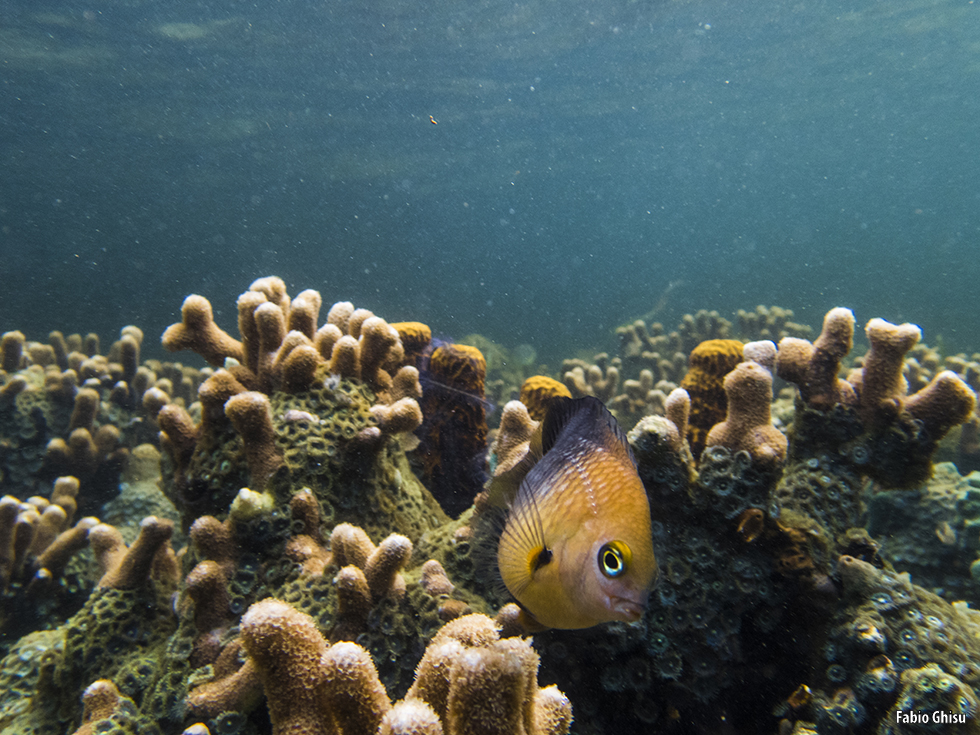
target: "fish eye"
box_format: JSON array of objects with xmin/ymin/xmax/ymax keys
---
[{"xmin": 598, "ymin": 541, "xmax": 632, "ymax": 578}]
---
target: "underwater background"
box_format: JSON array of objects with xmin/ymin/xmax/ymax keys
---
[
  {"xmin": 2, "ymin": 0, "xmax": 979, "ymax": 357},
  {"xmin": 4, "ymin": 0, "xmax": 980, "ymax": 734}
]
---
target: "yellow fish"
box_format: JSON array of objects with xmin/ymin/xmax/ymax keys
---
[{"xmin": 492, "ymin": 396, "xmax": 658, "ymax": 629}]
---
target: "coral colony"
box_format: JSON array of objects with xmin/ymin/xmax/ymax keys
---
[{"xmin": 1, "ymin": 277, "xmax": 980, "ymax": 734}]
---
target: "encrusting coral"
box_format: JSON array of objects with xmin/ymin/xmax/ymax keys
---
[
  {"xmin": 6, "ymin": 289, "xmax": 980, "ymax": 735},
  {"xmin": 0, "ymin": 324, "xmax": 206, "ymax": 510},
  {"xmin": 772, "ymin": 309, "xmax": 977, "ymax": 581},
  {"xmin": 158, "ymin": 277, "xmax": 447, "ymax": 540}
]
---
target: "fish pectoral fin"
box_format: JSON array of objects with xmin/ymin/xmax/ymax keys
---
[
  {"xmin": 487, "ymin": 446, "xmax": 541, "ymax": 509},
  {"xmin": 530, "ymin": 545, "xmax": 552, "ymax": 573},
  {"xmin": 516, "ymin": 606, "xmax": 551, "ymax": 633}
]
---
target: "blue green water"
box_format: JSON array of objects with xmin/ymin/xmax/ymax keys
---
[{"xmin": 1, "ymin": 0, "xmax": 978, "ymax": 359}]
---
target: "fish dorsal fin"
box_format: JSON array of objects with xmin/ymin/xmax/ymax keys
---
[
  {"xmin": 486, "ymin": 419, "xmax": 545, "ymax": 510},
  {"xmin": 487, "ymin": 444, "xmax": 539, "ymax": 509},
  {"xmin": 540, "ymin": 396, "xmax": 636, "ymax": 468},
  {"xmin": 489, "ymin": 397, "xmax": 633, "ymax": 510}
]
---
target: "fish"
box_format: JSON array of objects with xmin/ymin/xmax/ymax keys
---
[{"xmin": 490, "ymin": 395, "xmax": 658, "ymax": 629}]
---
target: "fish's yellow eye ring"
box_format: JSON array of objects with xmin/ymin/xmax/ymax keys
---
[{"xmin": 598, "ymin": 541, "xmax": 632, "ymax": 578}]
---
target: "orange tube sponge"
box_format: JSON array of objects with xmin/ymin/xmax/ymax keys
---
[
  {"xmin": 680, "ymin": 339, "xmax": 743, "ymax": 460},
  {"xmin": 391, "ymin": 321, "xmax": 432, "ymax": 369},
  {"xmin": 705, "ymin": 361, "xmax": 787, "ymax": 471},
  {"xmin": 162, "ymin": 295, "xmax": 244, "ymax": 366},
  {"xmin": 417, "ymin": 343, "xmax": 489, "ymax": 517},
  {"xmin": 519, "ymin": 376, "xmax": 572, "ymax": 422},
  {"xmin": 224, "ymin": 391, "xmax": 284, "ymax": 489}
]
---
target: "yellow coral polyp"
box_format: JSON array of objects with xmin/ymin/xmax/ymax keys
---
[{"xmin": 228, "ymin": 488, "xmax": 275, "ymax": 522}]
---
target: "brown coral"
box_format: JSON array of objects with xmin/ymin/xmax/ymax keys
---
[
  {"xmin": 241, "ymin": 599, "xmax": 571, "ymax": 735},
  {"xmin": 679, "ymin": 338, "xmax": 743, "ymax": 460},
  {"xmin": 162, "ymin": 294, "xmax": 245, "ymax": 367},
  {"xmin": 405, "ymin": 613, "xmax": 573, "ymax": 735},
  {"xmin": 562, "ymin": 355, "xmax": 619, "ymax": 403},
  {"xmin": 854, "ymin": 317, "xmax": 923, "ymax": 426},
  {"xmin": 328, "ymin": 522, "xmax": 413, "ymax": 640},
  {"xmin": 224, "ymin": 391, "xmax": 284, "ymax": 489},
  {"xmin": 705, "ymin": 361, "xmax": 787, "ymax": 471},
  {"xmin": 241, "ymin": 597, "xmax": 391, "ymax": 735},
  {"xmin": 89, "ymin": 515, "xmax": 177, "ymax": 590}
]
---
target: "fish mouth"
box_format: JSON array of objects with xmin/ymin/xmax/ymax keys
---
[{"xmin": 610, "ymin": 597, "xmax": 646, "ymax": 622}]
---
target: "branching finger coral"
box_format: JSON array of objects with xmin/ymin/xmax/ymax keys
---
[{"xmin": 241, "ymin": 599, "xmax": 571, "ymax": 735}]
